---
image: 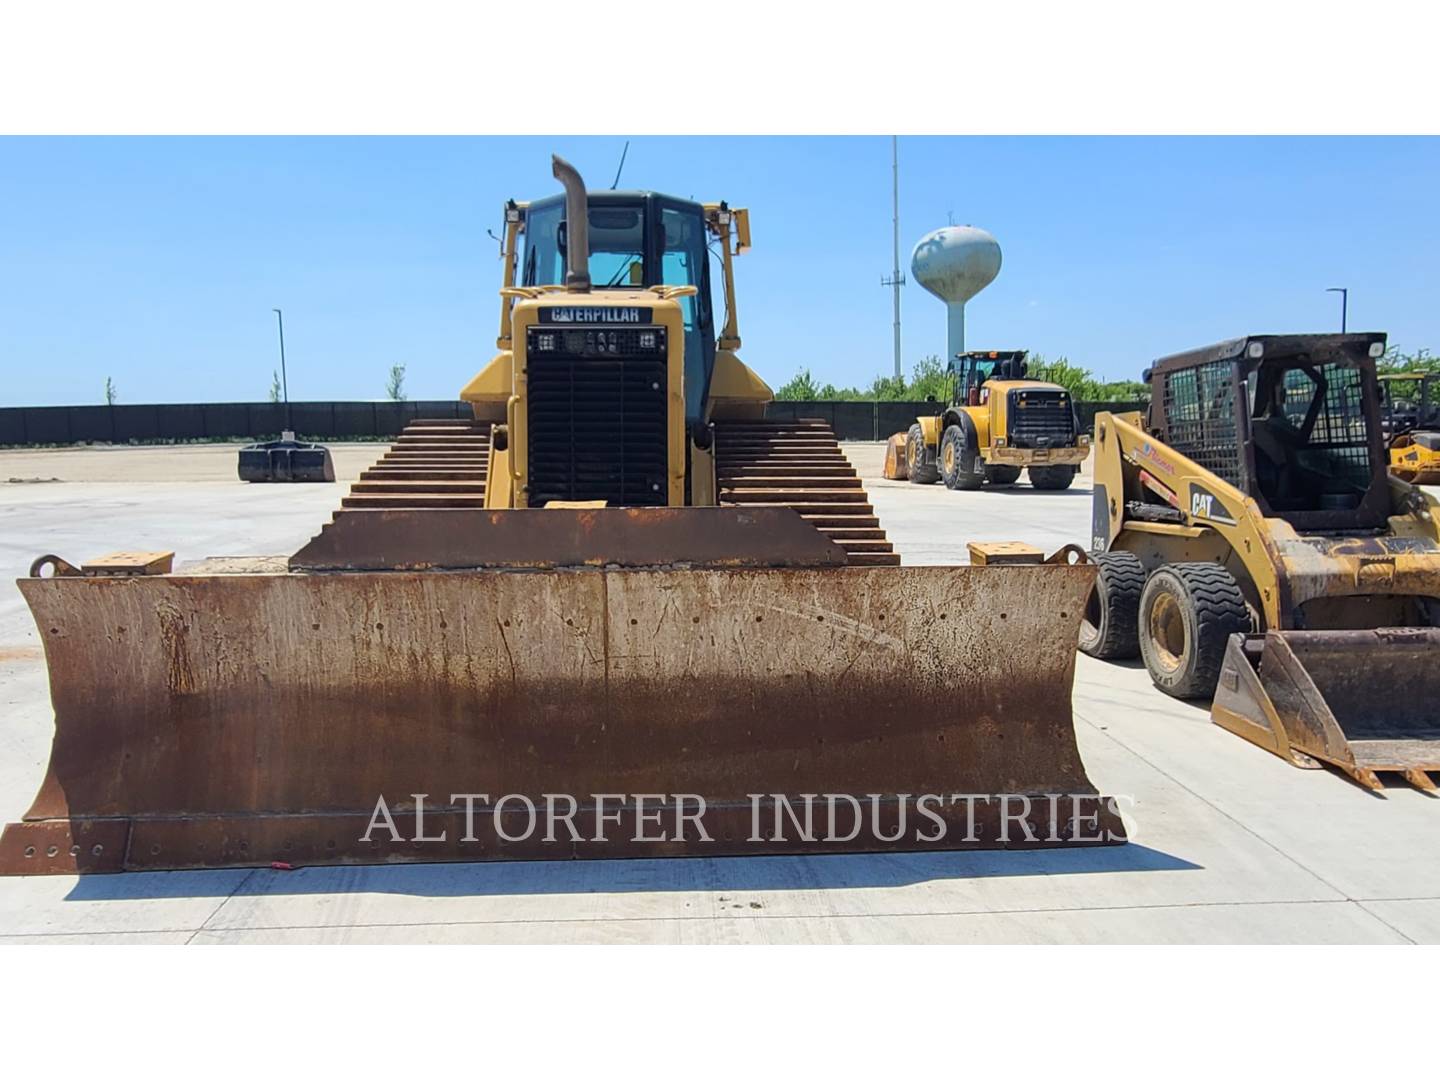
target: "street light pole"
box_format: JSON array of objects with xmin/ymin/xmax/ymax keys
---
[
  {"xmin": 272, "ymin": 307, "xmax": 291, "ymax": 436},
  {"xmin": 1326, "ymin": 287, "xmax": 1348, "ymax": 333}
]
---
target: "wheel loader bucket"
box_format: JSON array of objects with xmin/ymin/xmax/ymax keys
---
[
  {"xmin": 238, "ymin": 439, "xmax": 336, "ymax": 483},
  {"xmin": 1212, "ymin": 629, "xmax": 1440, "ymax": 792},
  {"xmin": 0, "ymin": 557, "xmax": 1124, "ymax": 874},
  {"xmin": 882, "ymin": 432, "xmax": 909, "ymax": 480}
]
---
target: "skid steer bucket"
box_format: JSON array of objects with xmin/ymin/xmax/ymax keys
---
[
  {"xmin": 1212, "ymin": 629, "xmax": 1440, "ymax": 792},
  {"xmin": 237, "ymin": 438, "xmax": 335, "ymax": 483},
  {"xmin": 0, "ymin": 554, "xmax": 1123, "ymax": 874}
]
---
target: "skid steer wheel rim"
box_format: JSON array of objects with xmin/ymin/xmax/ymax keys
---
[
  {"xmin": 943, "ymin": 440, "xmax": 955, "ymax": 474},
  {"xmin": 1148, "ymin": 591, "xmax": 1186, "ymax": 673}
]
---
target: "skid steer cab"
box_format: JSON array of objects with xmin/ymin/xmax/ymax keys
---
[
  {"xmin": 1085, "ymin": 332, "xmax": 1440, "ymax": 792},
  {"xmin": 898, "ymin": 351, "xmax": 1090, "ymax": 491}
]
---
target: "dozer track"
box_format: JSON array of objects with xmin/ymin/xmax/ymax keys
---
[
  {"xmin": 337, "ymin": 418, "xmax": 898, "ymax": 566},
  {"xmin": 715, "ymin": 419, "xmax": 899, "ymax": 565},
  {"xmin": 341, "ymin": 418, "xmax": 492, "ymax": 510}
]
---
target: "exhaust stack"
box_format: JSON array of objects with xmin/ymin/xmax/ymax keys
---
[{"xmin": 551, "ymin": 154, "xmax": 591, "ymax": 293}]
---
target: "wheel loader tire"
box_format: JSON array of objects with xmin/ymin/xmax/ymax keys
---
[
  {"xmin": 984, "ymin": 464, "xmax": 1022, "ymax": 486},
  {"xmin": 1029, "ymin": 463, "xmax": 1077, "ymax": 490},
  {"xmin": 1079, "ymin": 551, "xmax": 1145, "ymax": 659},
  {"xmin": 907, "ymin": 424, "xmax": 939, "ymax": 485},
  {"xmin": 1138, "ymin": 563, "xmax": 1249, "ymax": 699},
  {"xmin": 941, "ymin": 425, "xmax": 982, "ymax": 490}
]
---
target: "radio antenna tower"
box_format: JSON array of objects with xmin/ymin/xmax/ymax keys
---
[{"xmin": 879, "ymin": 136, "xmax": 906, "ymax": 379}]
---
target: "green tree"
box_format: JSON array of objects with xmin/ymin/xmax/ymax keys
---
[
  {"xmin": 774, "ymin": 368, "xmax": 823, "ymax": 401},
  {"xmin": 386, "ymin": 363, "xmax": 408, "ymax": 402},
  {"xmin": 1095, "ymin": 378, "xmax": 1151, "ymax": 402},
  {"xmin": 1026, "ymin": 355, "xmax": 1099, "ymax": 398},
  {"xmin": 771, "ymin": 354, "xmax": 1150, "ymax": 403},
  {"xmin": 907, "ymin": 354, "xmax": 952, "ymax": 401},
  {"xmin": 104, "ymin": 377, "xmax": 117, "ymax": 405}
]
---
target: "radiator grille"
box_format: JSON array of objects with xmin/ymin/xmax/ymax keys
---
[
  {"xmin": 1008, "ymin": 390, "xmax": 1077, "ymax": 447},
  {"xmin": 526, "ymin": 354, "xmax": 668, "ymax": 507}
]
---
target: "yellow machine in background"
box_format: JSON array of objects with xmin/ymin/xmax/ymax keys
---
[
  {"xmin": 900, "ymin": 351, "xmax": 1090, "ymax": 491},
  {"xmin": 1085, "ymin": 333, "xmax": 1440, "ymax": 792},
  {"xmin": 1380, "ymin": 372, "xmax": 1440, "ymax": 485}
]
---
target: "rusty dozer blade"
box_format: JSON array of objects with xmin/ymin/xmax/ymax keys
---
[
  {"xmin": 1213, "ymin": 629, "xmax": 1440, "ymax": 793},
  {"xmin": 0, "ymin": 558, "xmax": 1123, "ymax": 873}
]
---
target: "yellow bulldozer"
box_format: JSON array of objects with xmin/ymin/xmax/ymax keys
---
[
  {"xmin": 0, "ymin": 156, "xmax": 1121, "ymax": 874},
  {"xmin": 1380, "ymin": 372, "xmax": 1440, "ymax": 485},
  {"xmin": 889, "ymin": 351, "xmax": 1091, "ymax": 490},
  {"xmin": 1085, "ymin": 333, "xmax": 1440, "ymax": 792}
]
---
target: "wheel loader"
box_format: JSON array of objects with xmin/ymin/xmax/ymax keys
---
[
  {"xmin": 1084, "ymin": 333, "xmax": 1440, "ymax": 792},
  {"xmin": 1379, "ymin": 372, "xmax": 1440, "ymax": 485},
  {"xmin": 0, "ymin": 156, "xmax": 1122, "ymax": 875},
  {"xmin": 896, "ymin": 351, "xmax": 1091, "ymax": 491}
]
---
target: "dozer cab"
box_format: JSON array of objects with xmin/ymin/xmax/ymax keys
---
[
  {"xmin": 1379, "ymin": 372, "xmax": 1440, "ymax": 485},
  {"xmin": 0, "ymin": 157, "xmax": 1121, "ymax": 875},
  {"xmin": 1085, "ymin": 333, "xmax": 1440, "ymax": 792},
  {"xmin": 898, "ymin": 351, "xmax": 1090, "ymax": 491}
]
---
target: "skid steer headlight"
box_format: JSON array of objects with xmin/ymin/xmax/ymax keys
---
[
  {"xmin": 1247, "ymin": 341, "xmax": 1265, "ymax": 359},
  {"xmin": 1369, "ymin": 341, "xmax": 1385, "ymax": 358}
]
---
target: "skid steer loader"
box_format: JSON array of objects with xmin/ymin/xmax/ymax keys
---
[
  {"xmin": 900, "ymin": 351, "xmax": 1091, "ymax": 491},
  {"xmin": 0, "ymin": 157, "xmax": 1122, "ymax": 875},
  {"xmin": 1084, "ymin": 333, "xmax": 1440, "ymax": 792}
]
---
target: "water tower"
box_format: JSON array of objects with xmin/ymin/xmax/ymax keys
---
[{"xmin": 911, "ymin": 225, "xmax": 1002, "ymax": 361}]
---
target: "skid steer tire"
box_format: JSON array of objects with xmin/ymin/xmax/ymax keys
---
[
  {"xmin": 984, "ymin": 464, "xmax": 1022, "ymax": 486},
  {"xmin": 941, "ymin": 425, "xmax": 983, "ymax": 491},
  {"xmin": 907, "ymin": 424, "xmax": 939, "ymax": 485},
  {"xmin": 1079, "ymin": 551, "xmax": 1145, "ymax": 659},
  {"xmin": 1029, "ymin": 464, "xmax": 1077, "ymax": 490},
  {"xmin": 1138, "ymin": 563, "xmax": 1249, "ymax": 699}
]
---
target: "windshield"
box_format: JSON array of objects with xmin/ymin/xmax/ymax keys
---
[{"xmin": 523, "ymin": 202, "xmax": 646, "ymax": 288}]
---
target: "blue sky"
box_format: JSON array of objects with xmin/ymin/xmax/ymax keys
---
[{"xmin": 1, "ymin": 136, "xmax": 1436, "ymax": 407}]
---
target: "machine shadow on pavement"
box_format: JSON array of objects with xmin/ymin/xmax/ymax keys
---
[{"xmin": 60, "ymin": 844, "xmax": 1199, "ymax": 903}]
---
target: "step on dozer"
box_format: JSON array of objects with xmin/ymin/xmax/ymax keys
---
[
  {"xmin": 0, "ymin": 156, "xmax": 1123, "ymax": 874},
  {"xmin": 1087, "ymin": 333, "xmax": 1440, "ymax": 792}
]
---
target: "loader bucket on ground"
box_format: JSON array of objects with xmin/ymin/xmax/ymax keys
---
[
  {"xmin": 1212, "ymin": 629, "xmax": 1440, "ymax": 792},
  {"xmin": 882, "ymin": 432, "xmax": 909, "ymax": 480},
  {"xmin": 0, "ymin": 560, "xmax": 1123, "ymax": 874},
  {"xmin": 238, "ymin": 439, "xmax": 335, "ymax": 483}
]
